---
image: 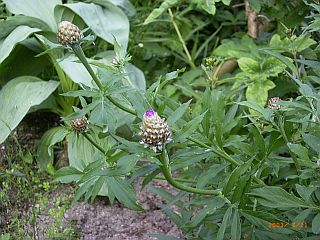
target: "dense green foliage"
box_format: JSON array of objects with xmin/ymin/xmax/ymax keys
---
[{"xmin": 1, "ymin": 0, "xmax": 320, "ymax": 239}]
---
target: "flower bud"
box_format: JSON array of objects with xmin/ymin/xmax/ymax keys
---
[
  {"xmin": 71, "ymin": 116, "xmax": 88, "ymax": 133},
  {"xmin": 139, "ymin": 109, "xmax": 171, "ymax": 152},
  {"xmin": 267, "ymin": 97, "xmax": 281, "ymax": 110},
  {"xmin": 57, "ymin": 21, "xmax": 82, "ymax": 46}
]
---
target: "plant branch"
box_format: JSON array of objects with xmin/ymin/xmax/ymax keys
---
[
  {"xmin": 82, "ymin": 132, "xmax": 107, "ymax": 156},
  {"xmin": 71, "ymin": 44, "xmax": 137, "ymax": 116},
  {"xmin": 72, "ymin": 44, "xmax": 105, "ymax": 91},
  {"xmin": 186, "ymin": 136, "xmax": 241, "ymax": 166},
  {"xmin": 154, "ymin": 176, "xmax": 197, "ymax": 184},
  {"xmin": 159, "ymin": 149, "xmax": 225, "ymax": 196},
  {"xmin": 168, "ymin": 8, "xmax": 196, "ymax": 69},
  {"xmin": 106, "ymin": 95, "xmax": 137, "ymax": 116}
]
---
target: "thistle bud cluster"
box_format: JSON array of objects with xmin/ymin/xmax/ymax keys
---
[
  {"xmin": 71, "ymin": 116, "xmax": 88, "ymax": 133},
  {"xmin": 267, "ymin": 97, "xmax": 281, "ymax": 110},
  {"xmin": 139, "ymin": 109, "xmax": 171, "ymax": 152},
  {"xmin": 57, "ymin": 21, "xmax": 82, "ymax": 46}
]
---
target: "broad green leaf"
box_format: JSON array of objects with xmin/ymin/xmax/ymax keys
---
[
  {"xmin": 196, "ymin": 0, "xmax": 217, "ymax": 15},
  {"xmin": 0, "ymin": 15, "xmax": 50, "ymax": 39},
  {"xmin": 262, "ymin": 57, "xmax": 286, "ymax": 76},
  {"xmin": 36, "ymin": 126, "xmax": 67, "ymax": 171},
  {"xmin": 63, "ymin": 2, "xmax": 129, "ymax": 49},
  {"xmin": 0, "ymin": 77, "xmax": 59, "ymax": 144},
  {"xmin": 3, "ymin": 0, "xmax": 60, "ymax": 31},
  {"xmin": 249, "ymin": 186, "xmax": 311, "ymax": 209},
  {"xmin": 167, "ymin": 100, "xmax": 191, "ymax": 126},
  {"xmin": 0, "ymin": 26, "xmax": 40, "ymax": 64},
  {"xmin": 217, "ymin": 207, "xmax": 232, "ymax": 240},
  {"xmin": 107, "ymin": 177, "xmax": 143, "ymax": 211},
  {"xmin": 55, "ymin": 166, "xmax": 83, "ymax": 183},
  {"xmin": 264, "ymin": 50, "xmax": 298, "ymax": 76},
  {"xmin": 238, "ymin": 101, "xmax": 264, "ymax": 114},
  {"xmin": 125, "ymin": 63, "xmax": 146, "ymax": 91},
  {"xmin": 312, "ymin": 212, "xmax": 320, "ymax": 234},
  {"xmin": 287, "ymin": 143, "xmax": 310, "ymax": 161},
  {"xmin": 292, "ymin": 34, "xmax": 317, "ymax": 52},
  {"xmin": 238, "ymin": 57, "xmax": 260, "ymax": 75},
  {"xmin": 302, "ymin": 133, "xmax": 320, "ymax": 154},
  {"xmin": 126, "ymin": 90, "xmax": 149, "ymax": 117},
  {"xmin": 214, "ymin": 35, "xmax": 258, "ymax": 59},
  {"xmin": 246, "ymin": 80, "xmax": 275, "ymax": 106},
  {"xmin": 59, "ymin": 56, "xmax": 97, "ymax": 88},
  {"xmin": 92, "ymin": 0, "xmax": 136, "ymax": 17},
  {"xmin": 143, "ymin": 0, "xmax": 179, "ymax": 25},
  {"xmin": 67, "ymin": 132, "xmax": 104, "ymax": 170}
]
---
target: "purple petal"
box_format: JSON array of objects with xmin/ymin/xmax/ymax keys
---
[{"xmin": 144, "ymin": 109, "xmax": 156, "ymax": 118}]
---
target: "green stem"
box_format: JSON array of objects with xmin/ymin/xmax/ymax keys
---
[
  {"xmin": 160, "ymin": 149, "xmax": 223, "ymax": 196},
  {"xmin": 71, "ymin": 44, "xmax": 137, "ymax": 116},
  {"xmin": 71, "ymin": 44, "xmax": 105, "ymax": 91},
  {"xmin": 186, "ymin": 136, "xmax": 241, "ymax": 166},
  {"xmin": 106, "ymin": 95, "xmax": 137, "ymax": 116},
  {"xmin": 168, "ymin": 8, "xmax": 196, "ymax": 69},
  {"xmin": 154, "ymin": 176, "xmax": 197, "ymax": 184},
  {"xmin": 276, "ymin": 113, "xmax": 301, "ymax": 172},
  {"xmin": 82, "ymin": 132, "xmax": 107, "ymax": 156}
]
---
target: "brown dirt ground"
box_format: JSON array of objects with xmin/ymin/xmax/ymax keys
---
[
  {"xmin": 24, "ymin": 180, "xmax": 182, "ymax": 240},
  {"xmin": 1, "ymin": 112, "xmax": 182, "ymax": 239},
  {"xmin": 63, "ymin": 180, "xmax": 182, "ymax": 240}
]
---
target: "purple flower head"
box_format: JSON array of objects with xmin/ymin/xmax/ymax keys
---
[
  {"xmin": 144, "ymin": 109, "xmax": 156, "ymax": 118},
  {"xmin": 140, "ymin": 109, "xmax": 171, "ymax": 152}
]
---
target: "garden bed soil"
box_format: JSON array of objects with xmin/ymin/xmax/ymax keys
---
[{"xmin": 1, "ymin": 112, "xmax": 182, "ymax": 239}]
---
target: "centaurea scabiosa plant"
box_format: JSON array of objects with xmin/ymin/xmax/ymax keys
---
[{"xmin": 57, "ymin": 21, "xmax": 236, "ymax": 199}]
